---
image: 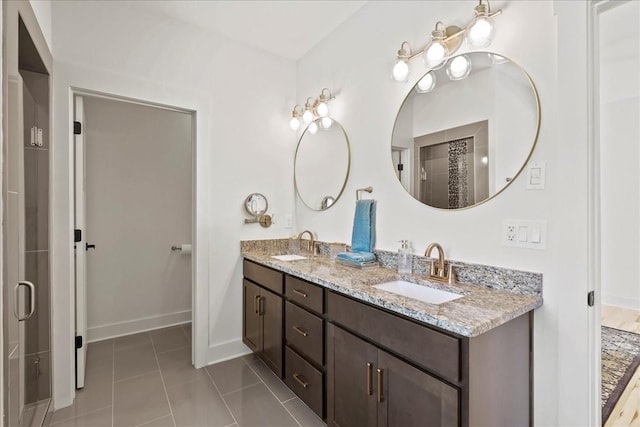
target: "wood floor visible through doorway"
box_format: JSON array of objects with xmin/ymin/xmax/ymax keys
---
[{"xmin": 602, "ymin": 305, "xmax": 640, "ymax": 427}]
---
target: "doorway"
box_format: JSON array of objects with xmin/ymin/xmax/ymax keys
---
[
  {"xmin": 596, "ymin": 1, "xmax": 640, "ymax": 425},
  {"xmin": 72, "ymin": 93, "xmax": 194, "ymax": 389}
]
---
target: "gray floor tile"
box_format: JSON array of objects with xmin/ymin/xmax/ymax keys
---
[
  {"xmin": 240, "ymin": 353, "xmax": 259, "ymax": 364},
  {"xmin": 51, "ymin": 407, "xmax": 112, "ymax": 427},
  {"xmin": 114, "ymin": 341, "xmax": 158, "ymax": 381},
  {"xmin": 150, "ymin": 326, "xmax": 190, "ymax": 353},
  {"xmin": 284, "ymin": 398, "xmax": 326, "ymax": 427},
  {"xmin": 86, "ymin": 340, "xmax": 114, "ymax": 372},
  {"xmin": 113, "ymin": 371, "xmax": 171, "ymax": 426},
  {"xmin": 156, "ymin": 346, "xmax": 208, "ymax": 388},
  {"xmin": 206, "ymin": 357, "xmax": 261, "ymax": 395},
  {"xmin": 51, "ymin": 366, "xmax": 113, "ymax": 423},
  {"xmin": 114, "ymin": 332, "xmax": 151, "ymax": 350},
  {"xmin": 167, "ymin": 375, "xmax": 234, "ymax": 427},
  {"xmin": 137, "ymin": 414, "xmax": 175, "ymax": 427},
  {"xmin": 181, "ymin": 323, "xmax": 191, "ymax": 342},
  {"xmin": 223, "ymin": 383, "xmax": 298, "ymax": 427},
  {"xmin": 249, "ymin": 360, "xmax": 294, "ymax": 402}
]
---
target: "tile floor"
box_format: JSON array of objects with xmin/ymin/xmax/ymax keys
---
[{"xmin": 50, "ymin": 324, "xmax": 325, "ymax": 427}]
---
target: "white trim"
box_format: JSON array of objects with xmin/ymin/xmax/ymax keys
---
[
  {"xmin": 205, "ymin": 340, "xmax": 253, "ymax": 366},
  {"xmin": 87, "ymin": 310, "xmax": 192, "ymax": 343},
  {"xmin": 601, "ymin": 294, "xmax": 640, "ymax": 311}
]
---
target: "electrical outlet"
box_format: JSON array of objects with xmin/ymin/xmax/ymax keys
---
[
  {"xmin": 503, "ymin": 220, "xmax": 547, "ymax": 250},
  {"xmin": 284, "ymin": 214, "xmax": 293, "ymax": 229}
]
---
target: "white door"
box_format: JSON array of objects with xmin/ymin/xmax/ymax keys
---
[{"xmin": 74, "ymin": 95, "xmax": 87, "ymax": 389}]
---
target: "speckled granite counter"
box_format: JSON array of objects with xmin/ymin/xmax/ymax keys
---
[{"xmin": 242, "ymin": 251, "xmax": 542, "ymax": 338}]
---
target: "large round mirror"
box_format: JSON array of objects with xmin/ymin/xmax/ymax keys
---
[
  {"xmin": 295, "ymin": 118, "xmax": 350, "ymax": 211},
  {"xmin": 391, "ymin": 52, "xmax": 540, "ymax": 210}
]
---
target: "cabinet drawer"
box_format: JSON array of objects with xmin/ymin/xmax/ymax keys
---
[
  {"xmin": 285, "ymin": 301, "xmax": 323, "ymax": 366},
  {"xmin": 285, "ymin": 275, "xmax": 323, "ymax": 314},
  {"xmin": 243, "ymin": 259, "xmax": 283, "ymax": 294},
  {"xmin": 285, "ymin": 347, "xmax": 323, "ymax": 418},
  {"xmin": 327, "ymin": 292, "xmax": 460, "ymax": 383}
]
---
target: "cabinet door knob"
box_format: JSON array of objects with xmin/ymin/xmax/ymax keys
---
[
  {"xmin": 367, "ymin": 362, "xmax": 373, "ymax": 395},
  {"xmin": 377, "ymin": 368, "xmax": 384, "ymax": 403}
]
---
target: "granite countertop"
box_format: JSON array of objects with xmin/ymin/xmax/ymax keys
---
[{"xmin": 243, "ymin": 251, "xmax": 542, "ymax": 338}]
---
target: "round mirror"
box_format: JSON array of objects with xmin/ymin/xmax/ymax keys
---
[
  {"xmin": 244, "ymin": 193, "xmax": 268, "ymax": 217},
  {"xmin": 294, "ymin": 118, "xmax": 351, "ymax": 211},
  {"xmin": 391, "ymin": 52, "xmax": 540, "ymax": 210}
]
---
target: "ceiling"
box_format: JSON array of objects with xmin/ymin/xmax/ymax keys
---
[{"xmin": 131, "ymin": 0, "xmax": 368, "ymax": 61}]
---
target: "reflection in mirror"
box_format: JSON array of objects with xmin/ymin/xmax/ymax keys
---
[
  {"xmin": 391, "ymin": 52, "xmax": 540, "ymax": 210},
  {"xmin": 295, "ymin": 118, "xmax": 350, "ymax": 211}
]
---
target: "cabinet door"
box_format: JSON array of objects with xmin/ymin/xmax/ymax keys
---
[
  {"xmin": 260, "ymin": 287, "xmax": 283, "ymax": 378},
  {"xmin": 242, "ymin": 280, "xmax": 261, "ymax": 353},
  {"xmin": 377, "ymin": 350, "xmax": 459, "ymax": 427},
  {"xmin": 327, "ymin": 325, "xmax": 377, "ymax": 427}
]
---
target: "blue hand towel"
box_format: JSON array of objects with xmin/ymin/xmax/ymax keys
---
[
  {"xmin": 351, "ymin": 199, "xmax": 376, "ymax": 253},
  {"xmin": 336, "ymin": 251, "xmax": 376, "ymax": 263}
]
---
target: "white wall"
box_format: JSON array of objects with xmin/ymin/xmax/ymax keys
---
[
  {"xmin": 295, "ymin": 1, "xmax": 595, "ymax": 425},
  {"xmin": 50, "ymin": 1, "xmax": 296, "ymax": 409},
  {"xmin": 600, "ymin": 1, "xmax": 640, "ymax": 310},
  {"xmin": 83, "ymin": 97, "xmax": 193, "ymax": 341},
  {"xmin": 28, "ymin": 0, "xmax": 52, "ymax": 51}
]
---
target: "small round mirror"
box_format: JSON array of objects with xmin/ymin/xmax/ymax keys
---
[
  {"xmin": 294, "ymin": 118, "xmax": 351, "ymax": 211},
  {"xmin": 391, "ymin": 52, "xmax": 540, "ymax": 210},
  {"xmin": 244, "ymin": 193, "xmax": 268, "ymax": 217}
]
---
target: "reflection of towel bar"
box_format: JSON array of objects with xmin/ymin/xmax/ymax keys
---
[
  {"xmin": 356, "ymin": 186, "xmax": 373, "ymax": 200},
  {"xmin": 171, "ymin": 245, "xmax": 182, "ymax": 251}
]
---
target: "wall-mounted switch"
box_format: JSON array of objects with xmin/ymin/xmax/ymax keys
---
[
  {"xmin": 503, "ymin": 220, "xmax": 547, "ymax": 250},
  {"xmin": 526, "ymin": 162, "xmax": 546, "ymax": 190},
  {"xmin": 284, "ymin": 214, "xmax": 293, "ymax": 229}
]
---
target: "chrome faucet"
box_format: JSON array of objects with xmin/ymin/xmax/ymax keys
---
[
  {"xmin": 424, "ymin": 242, "xmax": 456, "ymax": 283},
  {"xmin": 297, "ymin": 230, "xmax": 315, "ymax": 254}
]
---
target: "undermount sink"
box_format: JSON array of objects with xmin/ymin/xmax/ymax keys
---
[
  {"xmin": 373, "ymin": 280, "xmax": 463, "ymax": 304},
  {"xmin": 271, "ymin": 254, "xmax": 308, "ymax": 261}
]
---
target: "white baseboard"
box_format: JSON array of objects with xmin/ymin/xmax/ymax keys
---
[
  {"xmin": 205, "ymin": 339, "xmax": 252, "ymax": 366},
  {"xmin": 602, "ymin": 293, "xmax": 640, "ymax": 311},
  {"xmin": 87, "ymin": 310, "xmax": 192, "ymax": 342}
]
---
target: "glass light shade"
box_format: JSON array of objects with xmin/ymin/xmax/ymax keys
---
[
  {"xmin": 320, "ymin": 117, "xmax": 333, "ymax": 129},
  {"xmin": 302, "ymin": 109, "xmax": 314, "ymax": 124},
  {"xmin": 481, "ymin": 156, "xmax": 488, "ymax": 165},
  {"xmin": 466, "ymin": 16, "xmax": 495, "ymax": 49},
  {"xmin": 316, "ymin": 101, "xmax": 329, "ymax": 117},
  {"xmin": 308, "ymin": 121, "xmax": 319, "ymax": 134},
  {"xmin": 422, "ymin": 40, "xmax": 448, "ymax": 70},
  {"xmin": 289, "ymin": 116, "xmax": 301, "ymax": 131},
  {"xmin": 416, "ymin": 72, "xmax": 436, "ymax": 93},
  {"xmin": 392, "ymin": 59, "xmax": 409, "ymax": 82},
  {"xmin": 446, "ymin": 55, "xmax": 472, "ymax": 80}
]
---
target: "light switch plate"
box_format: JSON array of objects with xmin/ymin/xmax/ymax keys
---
[
  {"xmin": 284, "ymin": 213, "xmax": 293, "ymax": 229},
  {"xmin": 526, "ymin": 162, "xmax": 546, "ymax": 190},
  {"xmin": 503, "ymin": 220, "xmax": 547, "ymax": 250}
]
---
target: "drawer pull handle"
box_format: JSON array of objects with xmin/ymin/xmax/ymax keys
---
[
  {"xmin": 254, "ymin": 295, "xmax": 260, "ymax": 314},
  {"xmin": 293, "ymin": 326, "xmax": 309, "ymax": 337},
  {"xmin": 293, "ymin": 289, "xmax": 308, "ymax": 298},
  {"xmin": 367, "ymin": 362, "xmax": 373, "ymax": 395},
  {"xmin": 293, "ymin": 373, "xmax": 309, "ymax": 388},
  {"xmin": 258, "ymin": 296, "xmax": 264, "ymax": 315},
  {"xmin": 377, "ymin": 368, "xmax": 384, "ymax": 403}
]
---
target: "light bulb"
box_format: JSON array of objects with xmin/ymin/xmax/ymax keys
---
[
  {"xmin": 320, "ymin": 117, "xmax": 333, "ymax": 129},
  {"xmin": 308, "ymin": 121, "xmax": 318, "ymax": 134},
  {"xmin": 392, "ymin": 59, "xmax": 409, "ymax": 82},
  {"xmin": 316, "ymin": 101, "xmax": 329, "ymax": 117},
  {"xmin": 302, "ymin": 109, "xmax": 314, "ymax": 124},
  {"xmin": 466, "ymin": 16, "xmax": 495, "ymax": 49},
  {"xmin": 289, "ymin": 116, "xmax": 300, "ymax": 131},
  {"xmin": 416, "ymin": 72, "xmax": 436, "ymax": 93},
  {"xmin": 481, "ymin": 156, "xmax": 488, "ymax": 165},
  {"xmin": 423, "ymin": 41, "xmax": 448, "ymax": 70},
  {"xmin": 446, "ymin": 55, "xmax": 471, "ymax": 80}
]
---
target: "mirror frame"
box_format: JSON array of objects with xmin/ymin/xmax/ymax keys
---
[
  {"xmin": 294, "ymin": 118, "xmax": 351, "ymax": 211},
  {"xmin": 391, "ymin": 52, "xmax": 542, "ymax": 211}
]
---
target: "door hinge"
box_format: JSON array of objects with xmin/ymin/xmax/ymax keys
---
[
  {"xmin": 587, "ymin": 291, "xmax": 595, "ymax": 307},
  {"xmin": 73, "ymin": 121, "xmax": 82, "ymax": 135},
  {"xmin": 74, "ymin": 229, "xmax": 82, "ymax": 243},
  {"xmin": 75, "ymin": 335, "xmax": 83, "ymax": 349}
]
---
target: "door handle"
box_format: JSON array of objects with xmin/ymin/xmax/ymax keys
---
[
  {"xmin": 258, "ymin": 296, "xmax": 264, "ymax": 315},
  {"xmin": 254, "ymin": 295, "xmax": 260, "ymax": 314},
  {"xmin": 14, "ymin": 281, "xmax": 35, "ymax": 321},
  {"xmin": 86, "ymin": 243, "xmax": 96, "ymax": 251},
  {"xmin": 377, "ymin": 368, "xmax": 384, "ymax": 403},
  {"xmin": 367, "ymin": 362, "xmax": 373, "ymax": 395}
]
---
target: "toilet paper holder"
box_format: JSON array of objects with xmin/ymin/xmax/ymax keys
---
[{"xmin": 171, "ymin": 244, "xmax": 192, "ymax": 253}]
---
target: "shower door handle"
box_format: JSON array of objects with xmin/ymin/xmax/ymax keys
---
[{"xmin": 14, "ymin": 281, "xmax": 36, "ymax": 321}]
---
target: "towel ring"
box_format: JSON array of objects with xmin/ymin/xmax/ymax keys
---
[{"xmin": 356, "ymin": 186, "xmax": 373, "ymax": 200}]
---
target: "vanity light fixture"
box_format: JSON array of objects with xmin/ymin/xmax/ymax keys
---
[
  {"xmin": 315, "ymin": 88, "xmax": 333, "ymax": 117},
  {"xmin": 302, "ymin": 97, "xmax": 316, "ymax": 124},
  {"xmin": 391, "ymin": 0, "xmax": 502, "ymax": 83},
  {"xmin": 446, "ymin": 55, "xmax": 472, "ymax": 81},
  {"xmin": 320, "ymin": 116, "xmax": 333, "ymax": 129},
  {"xmin": 308, "ymin": 121, "xmax": 319, "ymax": 134},
  {"xmin": 289, "ymin": 105, "xmax": 303, "ymax": 131},
  {"xmin": 416, "ymin": 71, "xmax": 436, "ymax": 93}
]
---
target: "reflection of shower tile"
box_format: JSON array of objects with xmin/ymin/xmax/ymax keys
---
[
  {"xmin": 24, "ymin": 251, "xmax": 50, "ymax": 356},
  {"xmin": 25, "ymin": 350, "xmax": 51, "ymax": 404},
  {"xmin": 430, "ymin": 143, "xmax": 449, "ymax": 159},
  {"xmin": 24, "ymin": 149, "xmax": 48, "ymax": 251},
  {"xmin": 7, "ymin": 192, "xmax": 21, "ymax": 349},
  {"xmin": 430, "ymin": 157, "xmax": 448, "ymax": 176}
]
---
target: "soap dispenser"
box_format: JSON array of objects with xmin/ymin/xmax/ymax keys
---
[{"xmin": 397, "ymin": 240, "xmax": 413, "ymax": 274}]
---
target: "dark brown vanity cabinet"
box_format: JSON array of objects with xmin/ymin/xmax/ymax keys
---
[{"xmin": 242, "ymin": 260, "xmax": 284, "ymax": 377}]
